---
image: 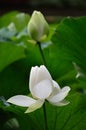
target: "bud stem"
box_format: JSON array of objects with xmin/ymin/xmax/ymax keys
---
[{"xmin": 37, "ymin": 42, "xmax": 46, "ymax": 65}]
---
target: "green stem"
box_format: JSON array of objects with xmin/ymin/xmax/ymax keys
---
[
  {"xmin": 43, "ymin": 103, "xmax": 48, "ymax": 130},
  {"xmin": 37, "ymin": 42, "xmax": 48, "ymax": 130},
  {"xmin": 37, "ymin": 42, "xmax": 46, "ymax": 65}
]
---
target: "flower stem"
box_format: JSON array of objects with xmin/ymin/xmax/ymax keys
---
[
  {"xmin": 37, "ymin": 42, "xmax": 46, "ymax": 65},
  {"xmin": 43, "ymin": 103, "xmax": 48, "ymax": 130}
]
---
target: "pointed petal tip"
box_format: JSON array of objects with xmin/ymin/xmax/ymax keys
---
[
  {"xmin": 24, "ymin": 100, "xmax": 44, "ymax": 113},
  {"xmin": 7, "ymin": 95, "xmax": 36, "ymax": 107},
  {"xmin": 25, "ymin": 109, "xmax": 32, "ymax": 114},
  {"xmin": 50, "ymin": 100, "xmax": 70, "ymax": 107},
  {"xmin": 63, "ymin": 86, "xmax": 71, "ymax": 92}
]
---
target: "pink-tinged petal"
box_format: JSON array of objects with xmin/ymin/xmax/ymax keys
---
[
  {"xmin": 7, "ymin": 95, "xmax": 36, "ymax": 107},
  {"xmin": 47, "ymin": 86, "xmax": 71, "ymax": 103},
  {"xmin": 49, "ymin": 99, "xmax": 70, "ymax": 106},
  {"xmin": 25, "ymin": 100, "xmax": 44, "ymax": 113},
  {"xmin": 31, "ymin": 79, "xmax": 53, "ymax": 99}
]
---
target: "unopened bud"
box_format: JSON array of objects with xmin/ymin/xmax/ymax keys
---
[{"xmin": 27, "ymin": 11, "xmax": 49, "ymax": 42}]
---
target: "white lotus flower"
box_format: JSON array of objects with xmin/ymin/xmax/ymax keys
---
[
  {"xmin": 7, "ymin": 65, "xmax": 71, "ymax": 113},
  {"xmin": 27, "ymin": 11, "xmax": 49, "ymax": 42}
]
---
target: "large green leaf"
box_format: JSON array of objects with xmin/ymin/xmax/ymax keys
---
[
  {"xmin": 0, "ymin": 42, "xmax": 25, "ymax": 72},
  {"xmin": 46, "ymin": 93, "xmax": 86, "ymax": 130},
  {"xmin": 51, "ymin": 16, "xmax": 86, "ymax": 76},
  {"xmin": 42, "ymin": 16, "xmax": 86, "ymax": 91}
]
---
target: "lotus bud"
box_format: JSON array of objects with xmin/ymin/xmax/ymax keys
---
[{"xmin": 27, "ymin": 11, "xmax": 49, "ymax": 42}]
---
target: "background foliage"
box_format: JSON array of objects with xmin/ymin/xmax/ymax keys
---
[{"xmin": 0, "ymin": 11, "xmax": 86, "ymax": 130}]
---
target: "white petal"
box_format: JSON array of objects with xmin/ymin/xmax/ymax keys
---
[
  {"xmin": 29, "ymin": 66, "xmax": 39, "ymax": 91},
  {"xmin": 50, "ymin": 99, "xmax": 70, "ymax": 106},
  {"xmin": 7, "ymin": 95, "xmax": 36, "ymax": 107},
  {"xmin": 25, "ymin": 100, "xmax": 44, "ymax": 113},
  {"xmin": 29, "ymin": 65, "xmax": 53, "ymax": 92},
  {"xmin": 52, "ymin": 80, "xmax": 61, "ymax": 95},
  {"xmin": 47, "ymin": 86, "xmax": 71, "ymax": 103},
  {"xmin": 29, "ymin": 65, "xmax": 53, "ymax": 99},
  {"xmin": 37, "ymin": 65, "xmax": 52, "ymax": 83},
  {"xmin": 31, "ymin": 79, "xmax": 53, "ymax": 99},
  {"xmin": 47, "ymin": 80, "xmax": 60, "ymax": 100},
  {"xmin": 53, "ymin": 80, "xmax": 61, "ymax": 90}
]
